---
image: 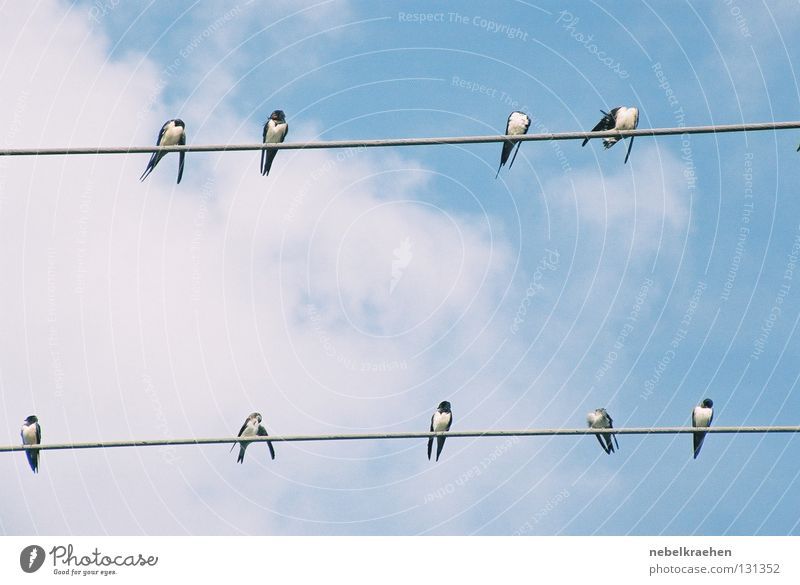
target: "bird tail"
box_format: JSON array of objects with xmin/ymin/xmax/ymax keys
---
[
  {"xmin": 139, "ymin": 152, "xmax": 162, "ymax": 182},
  {"xmin": 594, "ymin": 433, "xmax": 611, "ymax": 455},
  {"xmin": 261, "ymin": 148, "xmax": 278, "ymax": 176},
  {"xmin": 427, "ymin": 437, "xmax": 433, "ymax": 460},
  {"xmin": 508, "ymin": 142, "xmax": 522, "ymax": 169},
  {"xmin": 26, "ymin": 450, "xmax": 39, "ymax": 473},
  {"xmin": 623, "ymin": 136, "xmax": 635, "ymax": 164},
  {"xmin": 435, "ymin": 436, "xmax": 447, "ymax": 461},
  {"xmin": 693, "ymin": 432, "xmax": 707, "ymax": 459}
]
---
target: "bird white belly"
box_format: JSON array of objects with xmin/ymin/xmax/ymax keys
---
[
  {"xmin": 21, "ymin": 427, "xmax": 37, "ymax": 444},
  {"xmin": 266, "ymin": 123, "xmax": 286, "ymax": 143},
  {"xmin": 616, "ymin": 108, "xmax": 638, "ymax": 131},
  {"xmin": 432, "ymin": 413, "xmax": 451, "ymax": 431},
  {"xmin": 162, "ymin": 125, "xmax": 184, "ymax": 146}
]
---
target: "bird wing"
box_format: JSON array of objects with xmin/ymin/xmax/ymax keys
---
[
  {"xmin": 36, "ymin": 423, "xmax": 41, "ymax": 444},
  {"xmin": 427, "ymin": 414, "xmax": 435, "ymax": 460},
  {"xmin": 257, "ymin": 424, "xmax": 276, "ymax": 460},
  {"xmin": 230, "ymin": 419, "xmax": 250, "ymax": 452},
  {"xmin": 177, "ymin": 131, "xmax": 186, "ymax": 184},
  {"xmin": 260, "ymin": 122, "xmax": 269, "ymax": 175},
  {"xmin": 582, "ymin": 110, "xmax": 615, "ymax": 146}
]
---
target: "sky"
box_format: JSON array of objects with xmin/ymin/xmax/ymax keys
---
[{"xmin": 1, "ymin": 0, "xmax": 800, "ymax": 536}]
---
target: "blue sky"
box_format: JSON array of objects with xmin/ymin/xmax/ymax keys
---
[{"xmin": 2, "ymin": 0, "xmax": 800, "ymax": 535}]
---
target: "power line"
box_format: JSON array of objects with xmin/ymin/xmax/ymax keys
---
[
  {"xmin": 1, "ymin": 120, "xmax": 799, "ymax": 157},
  {"xmin": 2, "ymin": 426, "xmax": 799, "ymax": 453}
]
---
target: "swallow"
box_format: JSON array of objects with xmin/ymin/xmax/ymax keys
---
[
  {"xmin": 582, "ymin": 106, "xmax": 639, "ymax": 164},
  {"xmin": 427, "ymin": 401, "xmax": 453, "ymax": 461},
  {"xmin": 586, "ymin": 408, "xmax": 619, "ymax": 455},
  {"xmin": 692, "ymin": 398, "xmax": 714, "ymax": 459},
  {"xmin": 140, "ymin": 119, "xmax": 186, "ymax": 183},
  {"xmin": 231, "ymin": 412, "xmax": 275, "ymax": 463},
  {"xmin": 496, "ymin": 111, "xmax": 531, "ymax": 178},
  {"xmin": 261, "ymin": 110, "xmax": 288, "ymax": 176},
  {"xmin": 20, "ymin": 415, "xmax": 41, "ymax": 473}
]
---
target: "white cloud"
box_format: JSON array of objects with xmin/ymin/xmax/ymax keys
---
[{"xmin": 0, "ymin": 0, "xmax": 522, "ymax": 534}]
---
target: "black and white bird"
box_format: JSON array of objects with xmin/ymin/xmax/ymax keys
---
[
  {"xmin": 586, "ymin": 408, "xmax": 619, "ymax": 455},
  {"xmin": 496, "ymin": 111, "xmax": 531, "ymax": 178},
  {"xmin": 140, "ymin": 119, "xmax": 186, "ymax": 184},
  {"xmin": 231, "ymin": 412, "xmax": 275, "ymax": 463},
  {"xmin": 427, "ymin": 401, "xmax": 453, "ymax": 461},
  {"xmin": 582, "ymin": 106, "xmax": 639, "ymax": 164},
  {"xmin": 20, "ymin": 415, "xmax": 41, "ymax": 474},
  {"xmin": 691, "ymin": 398, "xmax": 714, "ymax": 459},
  {"xmin": 261, "ymin": 110, "xmax": 288, "ymax": 176}
]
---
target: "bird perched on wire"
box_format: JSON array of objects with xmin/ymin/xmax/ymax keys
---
[
  {"xmin": 691, "ymin": 398, "xmax": 714, "ymax": 459},
  {"xmin": 20, "ymin": 415, "xmax": 41, "ymax": 474},
  {"xmin": 427, "ymin": 401, "xmax": 453, "ymax": 461},
  {"xmin": 496, "ymin": 111, "xmax": 531, "ymax": 178},
  {"xmin": 582, "ymin": 106, "xmax": 639, "ymax": 164},
  {"xmin": 231, "ymin": 412, "xmax": 276, "ymax": 463},
  {"xmin": 586, "ymin": 408, "xmax": 619, "ymax": 455},
  {"xmin": 261, "ymin": 110, "xmax": 288, "ymax": 176},
  {"xmin": 139, "ymin": 119, "xmax": 186, "ymax": 183}
]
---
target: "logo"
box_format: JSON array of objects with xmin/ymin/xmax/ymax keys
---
[{"xmin": 20, "ymin": 545, "xmax": 46, "ymax": 573}]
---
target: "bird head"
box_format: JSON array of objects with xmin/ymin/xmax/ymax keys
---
[
  {"xmin": 701, "ymin": 398, "xmax": 713, "ymax": 408},
  {"xmin": 437, "ymin": 401, "xmax": 451, "ymax": 412},
  {"xmin": 24, "ymin": 415, "xmax": 38, "ymax": 425},
  {"xmin": 271, "ymin": 110, "xmax": 286, "ymax": 122}
]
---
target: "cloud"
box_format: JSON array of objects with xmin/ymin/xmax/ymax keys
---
[{"xmin": 0, "ymin": 0, "xmax": 522, "ymax": 534}]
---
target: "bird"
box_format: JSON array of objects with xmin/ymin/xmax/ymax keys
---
[
  {"xmin": 260, "ymin": 110, "xmax": 288, "ymax": 176},
  {"xmin": 692, "ymin": 398, "xmax": 714, "ymax": 459},
  {"xmin": 586, "ymin": 408, "xmax": 619, "ymax": 455},
  {"xmin": 139, "ymin": 119, "xmax": 186, "ymax": 183},
  {"xmin": 231, "ymin": 412, "xmax": 275, "ymax": 463},
  {"xmin": 496, "ymin": 111, "xmax": 531, "ymax": 178},
  {"xmin": 582, "ymin": 106, "xmax": 639, "ymax": 164},
  {"xmin": 427, "ymin": 401, "xmax": 453, "ymax": 461},
  {"xmin": 20, "ymin": 415, "xmax": 41, "ymax": 474}
]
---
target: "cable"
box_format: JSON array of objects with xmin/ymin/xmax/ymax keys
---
[
  {"xmin": 0, "ymin": 121, "xmax": 798, "ymax": 156},
  {"xmin": 2, "ymin": 426, "xmax": 798, "ymax": 453}
]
